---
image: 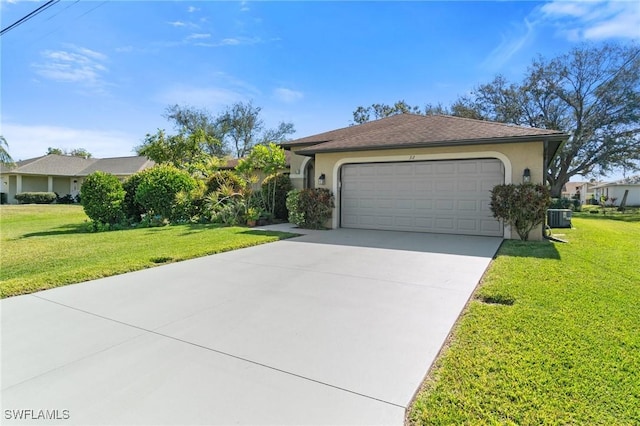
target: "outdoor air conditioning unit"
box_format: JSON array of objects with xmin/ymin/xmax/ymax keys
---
[{"xmin": 547, "ymin": 209, "xmax": 572, "ymax": 228}]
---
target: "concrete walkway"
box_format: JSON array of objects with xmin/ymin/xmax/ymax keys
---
[{"xmin": 1, "ymin": 227, "xmax": 502, "ymax": 425}]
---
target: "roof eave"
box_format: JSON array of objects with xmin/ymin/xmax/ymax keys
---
[
  {"xmin": 280, "ymin": 140, "xmax": 329, "ymax": 150},
  {"xmin": 297, "ymin": 134, "xmax": 568, "ymax": 155}
]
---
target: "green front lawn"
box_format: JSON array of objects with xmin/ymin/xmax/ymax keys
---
[
  {"xmin": 409, "ymin": 217, "xmax": 640, "ymax": 424},
  {"xmin": 0, "ymin": 205, "xmax": 296, "ymax": 298}
]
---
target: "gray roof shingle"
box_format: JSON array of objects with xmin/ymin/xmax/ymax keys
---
[
  {"xmin": 0, "ymin": 154, "xmax": 154, "ymax": 176},
  {"xmin": 281, "ymin": 114, "xmax": 567, "ymax": 154}
]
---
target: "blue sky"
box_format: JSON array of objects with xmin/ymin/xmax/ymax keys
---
[{"xmin": 1, "ymin": 1, "xmax": 639, "ymax": 173}]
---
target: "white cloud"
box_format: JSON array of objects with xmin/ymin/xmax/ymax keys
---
[
  {"xmin": 195, "ymin": 36, "xmax": 262, "ymax": 47},
  {"xmin": 540, "ymin": 0, "xmax": 640, "ymax": 40},
  {"xmin": 482, "ymin": 1, "xmax": 639, "ymax": 71},
  {"xmin": 482, "ymin": 18, "xmax": 536, "ymax": 70},
  {"xmin": 1, "ymin": 123, "xmax": 138, "ymax": 160},
  {"xmin": 187, "ymin": 33, "xmax": 211, "ymax": 40},
  {"xmin": 273, "ymin": 88, "xmax": 304, "ymax": 103},
  {"xmin": 168, "ymin": 20, "xmax": 186, "ymax": 27},
  {"xmin": 32, "ymin": 45, "xmax": 110, "ymax": 92},
  {"xmin": 187, "ymin": 6, "xmax": 199, "ymax": 13},
  {"xmin": 240, "ymin": 1, "xmax": 250, "ymax": 12},
  {"xmin": 115, "ymin": 45, "xmax": 134, "ymax": 53}
]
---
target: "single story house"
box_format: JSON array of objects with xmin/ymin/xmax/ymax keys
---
[
  {"xmin": 0, "ymin": 154, "xmax": 155, "ymax": 204},
  {"xmin": 280, "ymin": 113, "xmax": 568, "ymax": 240},
  {"xmin": 592, "ymin": 175, "xmax": 640, "ymax": 206},
  {"xmin": 562, "ymin": 181, "xmax": 601, "ymax": 205}
]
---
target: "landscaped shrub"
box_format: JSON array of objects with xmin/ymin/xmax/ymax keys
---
[
  {"xmin": 204, "ymin": 189, "xmax": 246, "ymax": 225},
  {"xmin": 122, "ymin": 173, "xmax": 146, "ymax": 223},
  {"xmin": 205, "ymin": 170, "xmax": 247, "ymax": 196},
  {"xmin": 550, "ymin": 197, "xmax": 572, "ymax": 209},
  {"xmin": 15, "ymin": 192, "xmax": 57, "ymax": 204},
  {"xmin": 55, "ymin": 193, "xmax": 76, "ymax": 204},
  {"xmin": 172, "ymin": 181, "xmax": 206, "ymax": 222},
  {"xmin": 286, "ymin": 188, "xmax": 334, "ymax": 229},
  {"xmin": 549, "ymin": 197, "xmax": 581, "ymax": 211},
  {"xmin": 134, "ymin": 165, "xmax": 198, "ymax": 221},
  {"xmin": 490, "ymin": 183, "xmax": 550, "ymax": 241},
  {"xmin": 261, "ymin": 174, "xmax": 292, "ymax": 220},
  {"xmin": 80, "ymin": 172, "xmax": 125, "ymax": 227}
]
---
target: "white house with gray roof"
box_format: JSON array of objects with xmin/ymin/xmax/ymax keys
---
[
  {"xmin": 0, "ymin": 154, "xmax": 154, "ymax": 204},
  {"xmin": 592, "ymin": 175, "xmax": 640, "ymax": 206}
]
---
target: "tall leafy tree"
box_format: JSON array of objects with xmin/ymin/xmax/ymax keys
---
[
  {"xmin": 164, "ymin": 104, "xmax": 227, "ymax": 157},
  {"xmin": 351, "ymin": 43, "xmax": 640, "ymax": 196},
  {"xmin": 455, "ymin": 43, "xmax": 640, "ymax": 196},
  {"xmin": 218, "ymin": 101, "xmax": 295, "ymax": 157},
  {"xmin": 163, "ymin": 102, "xmax": 295, "ymax": 158},
  {"xmin": 352, "ymin": 100, "xmax": 423, "ymax": 124},
  {"xmin": 136, "ymin": 128, "xmax": 215, "ymax": 168},
  {"xmin": 46, "ymin": 147, "xmax": 92, "ymax": 158},
  {"xmin": 0, "ymin": 135, "xmax": 14, "ymax": 165}
]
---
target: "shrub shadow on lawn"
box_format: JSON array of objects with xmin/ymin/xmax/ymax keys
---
[
  {"xmin": 240, "ymin": 229, "xmax": 300, "ymax": 239},
  {"xmin": 496, "ymin": 239, "xmax": 561, "ymax": 260},
  {"xmin": 19, "ymin": 223, "xmax": 90, "ymax": 238}
]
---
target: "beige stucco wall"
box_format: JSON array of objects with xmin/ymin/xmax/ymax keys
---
[
  {"xmin": 289, "ymin": 141, "xmax": 546, "ymax": 240},
  {"xmin": 287, "ymin": 153, "xmax": 313, "ymax": 190}
]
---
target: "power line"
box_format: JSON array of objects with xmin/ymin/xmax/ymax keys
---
[{"xmin": 0, "ymin": 0, "xmax": 61, "ymax": 37}]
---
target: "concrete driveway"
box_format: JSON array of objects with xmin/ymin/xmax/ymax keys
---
[{"xmin": 1, "ymin": 227, "xmax": 502, "ymax": 425}]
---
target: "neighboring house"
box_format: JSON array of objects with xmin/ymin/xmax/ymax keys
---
[
  {"xmin": 561, "ymin": 181, "xmax": 601, "ymax": 205},
  {"xmin": 281, "ymin": 113, "xmax": 568, "ymax": 240},
  {"xmin": 592, "ymin": 175, "xmax": 640, "ymax": 206},
  {"xmin": 0, "ymin": 154, "xmax": 155, "ymax": 204}
]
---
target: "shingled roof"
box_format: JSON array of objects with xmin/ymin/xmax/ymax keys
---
[
  {"xmin": 0, "ymin": 154, "xmax": 154, "ymax": 176},
  {"xmin": 281, "ymin": 114, "xmax": 567, "ymax": 155}
]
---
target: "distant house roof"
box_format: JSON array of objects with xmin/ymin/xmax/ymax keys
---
[
  {"xmin": 281, "ymin": 114, "xmax": 568, "ymax": 156},
  {"xmin": 0, "ymin": 154, "xmax": 155, "ymax": 177},
  {"xmin": 593, "ymin": 175, "xmax": 640, "ymax": 188}
]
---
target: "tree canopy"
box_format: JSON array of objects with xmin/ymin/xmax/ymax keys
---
[
  {"xmin": 149, "ymin": 101, "xmax": 296, "ymax": 161},
  {"xmin": 351, "ymin": 43, "xmax": 640, "ymax": 196},
  {"xmin": 46, "ymin": 147, "xmax": 93, "ymax": 159}
]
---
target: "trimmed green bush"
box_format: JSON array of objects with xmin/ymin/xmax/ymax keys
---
[
  {"xmin": 80, "ymin": 172, "xmax": 125, "ymax": 227},
  {"xmin": 261, "ymin": 174, "xmax": 293, "ymax": 220},
  {"xmin": 55, "ymin": 193, "xmax": 76, "ymax": 204},
  {"xmin": 286, "ymin": 188, "xmax": 334, "ymax": 229},
  {"xmin": 490, "ymin": 183, "xmax": 551, "ymax": 241},
  {"xmin": 550, "ymin": 197, "xmax": 581, "ymax": 211},
  {"xmin": 122, "ymin": 173, "xmax": 146, "ymax": 222},
  {"xmin": 134, "ymin": 165, "xmax": 198, "ymax": 221},
  {"xmin": 15, "ymin": 192, "xmax": 57, "ymax": 204}
]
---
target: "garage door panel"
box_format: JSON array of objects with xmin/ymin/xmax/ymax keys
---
[
  {"xmin": 435, "ymin": 163, "xmax": 456, "ymax": 174},
  {"xmin": 435, "ymin": 180, "xmax": 455, "ymax": 192},
  {"xmin": 458, "ymin": 162, "xmax": 479, "ymax": 173},
  {"xmin": 457, "ymin": 200, "xmax": 477, "ymax": 211},
  {"xmin": 457, "ymin": 219, "xmax": 478, "ymax": 231},
  {"xmin": 341, "ymin": 159, "xmax": 504, "ymax": 236},
  {"xmin": 435, "ymin": 217, "xmax": 455, "ymax": 230}
]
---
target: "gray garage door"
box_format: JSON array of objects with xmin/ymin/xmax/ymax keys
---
[{"xmin": 340, "ymin": 159, "xmax": 504, "ymax": 236}]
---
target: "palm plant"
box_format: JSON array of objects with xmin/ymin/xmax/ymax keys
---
[{"xmin": 0, "ymin": 135, "xmax": 14, "ymax": 165}]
